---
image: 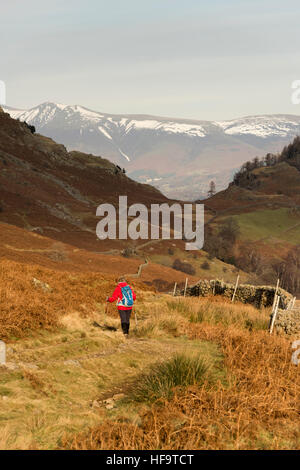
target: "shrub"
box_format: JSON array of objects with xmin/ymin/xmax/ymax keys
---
[
  {"xmin": 48, "ymin": 242, "xmax": 68, "ymax": 262},
  {"xmin": 172, "ymin": 259, "xmax": 195, "ymax": 275},
  {"xmin": 131, "ymin": 354, "xmax": 209, "ymax": 402},
  {"xmin": 204, "ymin": 219, "xmax": 240, "ymax": 264},
  {"xmin": 24, "ymin": 121, "xmax": 36, "ymax": 134},
  {"xmin": 122, "ymin": 246, "xmax": 135, "ymax": 258},
  {"xmin": 201, "ymin": 261, "xmax": 210, "ymax": 270}
]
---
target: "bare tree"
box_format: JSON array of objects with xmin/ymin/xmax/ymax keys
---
[
  {"xmin": 207, "ymin": 181, "xmax": 216, "ymax": 198},
  {"xmin": 272, "ymin": 245, "xmax": 300, "ymax": 294}
]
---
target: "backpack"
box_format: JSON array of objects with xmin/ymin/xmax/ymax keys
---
[{"xmin": 119, "ymin": 285, "xmax": 134, "ymax": 307}]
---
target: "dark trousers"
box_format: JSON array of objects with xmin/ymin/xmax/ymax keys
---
[{"xmin": 118, "ymin": 309, "xmax": 132, "ymax": 334}]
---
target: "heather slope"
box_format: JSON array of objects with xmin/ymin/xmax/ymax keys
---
[{"xmin": 0, "ymin": 110, "xmax": 167, "ymax": 252}]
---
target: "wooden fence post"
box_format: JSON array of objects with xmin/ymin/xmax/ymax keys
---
[
  {"xmin": 173, "ymin": 282, "xmax": 177, "ymax": 297},
  {"xmin": 272, "ymin": 279, "xmax": 280, "ymax": 311},
  {"xmin": 287, "ymin": 296, "xmax": 295, "ymax": 311},
  {"xmin": 184, "ymin": 278, "xmax": 188, "ymax": 297},
  {"xmin": 270, "ymin": 295, "xmax": 280, "ymax": 334},
  {"xmin": 232, "ymin": 275, "xmax": 240, "ymax": 303}
]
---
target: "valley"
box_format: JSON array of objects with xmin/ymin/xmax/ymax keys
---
[{"xmin": 0, "ymin": 106, "xmax": 299, "ymax": 451}]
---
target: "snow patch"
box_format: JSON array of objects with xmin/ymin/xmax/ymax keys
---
[
  {"xmin": 98, "ymin": 126, "xmax": 112, "ymax": 140},
  {"xmin": 145, "ymin": 177, "xmax": 162, "ymax": 183},
  {"xmin": 118, "ymin": 147, "xmax": 130, "ymax": 162},
  {"xmin": 119, "ymin": 119, "xmax": 206, "ymax": 137},
  {"xmin": 216, "ymin": 116, "xmax": 300, "ymax": 138},
  {"xmin": 70, "ymin": 105, "xmax": 103, "ymax": 122}
]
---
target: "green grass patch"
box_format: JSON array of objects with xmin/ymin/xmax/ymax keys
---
[
  {"xmin": 130, "ymin": 353, "xmax": 210, "ymax": 403},
  {"xmin": 226, "ymin": 208, "xmax": 300, "ymax": 243},
  {"xmin": 0, "ymin": 386, "xmax": 13, "ymax": 396}
]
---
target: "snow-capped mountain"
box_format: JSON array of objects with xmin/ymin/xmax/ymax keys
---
[{"xmin": 4, "ymin": 102, "xmax": 300, "ymax": 199}]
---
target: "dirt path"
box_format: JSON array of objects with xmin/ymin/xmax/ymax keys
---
[
  {"xmin": 126, "ymin": 259, "xmax": 149, "ymax": 278},
  {"xmin": 6, "ymin": 335, "xmax": 150, "ymax": 370}
]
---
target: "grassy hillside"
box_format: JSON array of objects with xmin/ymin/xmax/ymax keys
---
[
  {"xmin": 1, "ymin": 281, "xmax": 299, "ymax": 450},
  {"xmin": 149, "ymin": 249, "xmax": 254, "ymax": 284},
  {"xmin": 0, "ymin": 301, "xmax": 221, "ymax": 450},
  {"xmin": 202, "ymin": 143, "xmax": 300, "ymax": 291},
  {"xmin": 61, "ymin": 297, "xmax": 299, "ymax": 451},
  {"xmin": 0, "ymin": 110, "xmax": 167, "ymax": 253},
  {"xmin": 221, "ymin": 208, "xmax": 300, "ymax": 244}
]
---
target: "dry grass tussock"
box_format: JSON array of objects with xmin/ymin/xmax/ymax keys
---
[
  {"xmin": 0, "ymin": 259, "xmax": 146, "ymax": 340},
  {"xmin": 62, "ymin": 297, "xmax": 300, "ymax": 450},
  {"xmin": 168, "ymin": 296, "xmax": 270, "ymax": 330},
  {"xmin": 133, "ymin": 295, "xmax": 269, "ymax": 338}
]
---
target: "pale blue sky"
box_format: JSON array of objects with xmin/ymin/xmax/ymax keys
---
[{"xmin": 1, "ymin": 0, "xmax": 300, "ymax": 119}]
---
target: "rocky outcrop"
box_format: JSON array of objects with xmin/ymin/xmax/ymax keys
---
[{"xmin": 32, "ymin": 278, "xmax": 53, "ymax": 293}]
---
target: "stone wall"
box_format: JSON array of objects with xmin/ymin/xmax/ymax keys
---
[
  {"xmin": 274, "ymin": 308, "xmax": 300, "ymax": 335},
  {"xmin": 180, "ymin": 279, "xmax": 293, "ymax": 309}
]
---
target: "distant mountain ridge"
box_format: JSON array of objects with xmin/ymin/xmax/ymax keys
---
[{"xmin": 4, "ymin": 102, "xmax": 300, "ymax": 200}]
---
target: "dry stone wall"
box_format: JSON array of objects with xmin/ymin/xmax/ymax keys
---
[
  {"xmin": 180, "ymin": 279, "xmax": 293, "ymax": 309},
  {"xmin": 274, "ymin": 308, "xmax": 300, "ymax": 335}
]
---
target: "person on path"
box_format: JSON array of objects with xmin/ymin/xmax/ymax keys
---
[{"xmin": 107, "ymin": 277, "xmax": 136, "ymax": 337}]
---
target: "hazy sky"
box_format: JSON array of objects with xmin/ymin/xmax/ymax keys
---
[{"xmin": 1, "ymin": 0, "xmax": 300, "ymax": 120}]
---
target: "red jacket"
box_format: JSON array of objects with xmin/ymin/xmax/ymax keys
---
[{"xmin": 108, "ymin": 282, "xmax": 136, "ymax": 310}]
